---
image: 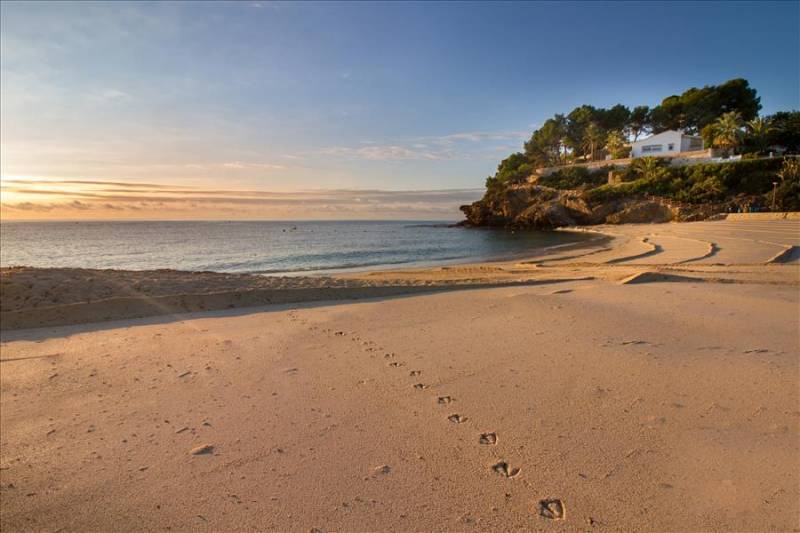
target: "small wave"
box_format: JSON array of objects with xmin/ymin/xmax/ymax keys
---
[
  {"xmin": 247, "ymin": 253, "xmax": 472, "ymax": 275},
  {"xmin": 403, "ymin": 223, "xmax": 453, "ymax": 228}
]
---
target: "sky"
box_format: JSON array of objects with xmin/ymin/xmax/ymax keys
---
[{"xmin": 1, "ymin": 0, "xmax": 798, "ymax": 220}]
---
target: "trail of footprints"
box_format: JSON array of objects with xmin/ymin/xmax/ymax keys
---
[
  {"xmin": 479, "ymin": 432, "xmax": 498, "ymax": 445},
  {"xmin": 286, "ymin": 314, "xmax": 566, "ymax": 522},
  {"xmin": 492, "ymin": 461, "xmax": 521, "ymax": 478}
]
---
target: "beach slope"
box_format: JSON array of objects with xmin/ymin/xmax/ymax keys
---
[{"xmin": 1, "ymin": 219, "xmax": 798, "ymax": 531}]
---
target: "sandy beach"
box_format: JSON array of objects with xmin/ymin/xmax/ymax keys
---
[{"xmin": 1, "ymin": 218, "xmax": 799, "ymax": 531}]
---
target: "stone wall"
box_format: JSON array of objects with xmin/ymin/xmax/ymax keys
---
[
  {"xmin": 534, "ymin": 149, "xmax": 716, "ymax": 178},
  {"xmin": 535, "ymin": 157, "xmax": 632, "ymax": 178}
]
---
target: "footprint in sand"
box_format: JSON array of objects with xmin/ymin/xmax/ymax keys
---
[
  {"xmin": 409, "ymin": 370, "xmax": 422, "ymax": 376},
  {"xmin": 373, "ymin": 465, "xmax": 391, "ymax": 475},
  {"xmin": 388, "ymin": 362, "xmax": 405, "ymax": 368},
  {"xmin": 448, "ymin": 414, "xmax": 468, "ymax": 424},
  {"xmin": 479, "ymin": 432, "xmax": 498, "ymax": 445},
  {"xmin": 189, "ymin": 444, "xmax": 215, "ymax": 456},
  {"xmin": 492, "ymin": 461, "xmax": 520, "ymax": 478},
  {"xmin": 538, "ymin": 498, "xmax": 565, "ymax": 520},
  {"xmin": 413, "ymin": 383, "xmax": 428, "ymax": 390},
  {"xmin": 438, "ymin": 396, "xmax": 453, "ymax": 405}
]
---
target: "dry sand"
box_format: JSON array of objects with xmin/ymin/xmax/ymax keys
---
[{"xmin": 1, "ymin": 219, "xmax": 798, "ymax": 531}]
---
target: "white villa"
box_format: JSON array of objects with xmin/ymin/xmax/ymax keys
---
[
  {"xmin": 533, "ymin": 129, "xmax": 716, "ymax": 180},
  {"xmin": 630, "ymin": 130, "xmax": 704, "ymax": 158}
]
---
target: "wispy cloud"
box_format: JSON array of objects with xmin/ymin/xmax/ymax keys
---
[
  {"xmin": 319, "ymin": 145, "xmax": 451, "ymax": 161},
  {"xmin": 222, "ymin": 162, "xmax": 286, "ymax": 170},
  {"xmin": 425, "ymin": 130, "xmax": 529, "ymax": 145},
  {"xmin": 87, "ymin": 88, "xmax": 133, "ymax": 104},
  {"xmin": 317, "ymin": 130, "xmax": 528, "ymax": 161},
  {"xmin": 4, "ymin": 178, "xmax": 183, "ymax": 189},
  {"xmin": 0, "ymin": 178, "xmax": 483, "ymax": 220}
]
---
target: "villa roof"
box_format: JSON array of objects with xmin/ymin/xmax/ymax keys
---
[{"xmin": 632, "ymin": 130, "xmax": 701, "ymax": 144}]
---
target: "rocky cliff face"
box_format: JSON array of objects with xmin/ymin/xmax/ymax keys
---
[{"xmin": 459, "ymin": 184, "xmax": 709, "ymax": 229}]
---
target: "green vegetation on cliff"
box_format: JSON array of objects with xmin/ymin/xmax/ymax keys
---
[{"xmin": 586, "ymin": 158, "xmax": 798, "ymax": 210}]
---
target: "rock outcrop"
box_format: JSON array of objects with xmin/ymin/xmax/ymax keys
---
[{"xmin": 459, "ymin": 184, "xmax": 711, "ymax": 229}]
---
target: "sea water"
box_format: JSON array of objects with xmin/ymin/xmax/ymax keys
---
[{"xmin": 0, "ymin": 220, "xmax": 592, "ymax": 275}]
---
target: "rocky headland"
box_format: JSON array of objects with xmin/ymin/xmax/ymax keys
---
[{"xmin": 459, "ymin": 184, "xmax": 720, "ymax": 229}]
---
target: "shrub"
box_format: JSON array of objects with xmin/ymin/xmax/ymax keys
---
[
  {"xmin": 777, "ymin": 157, "xmax": 800, "ymax": 183},
  {"xmin": 682, "ymin": 158, "xmax": 782, "ymax": 195},
  {"xmin": 538, "ymin": 166, "xmax": 606, "ymax": 190},
  {"xmin": 586, "ymin": 181, "xmax": 637, "ymax": 202},
  {"xmin": 771, "ymin": 179, "xmax": 800, "ymax": 211},
  {"xmin": 614, "ymin": 165, "xmax": 641, "ymax": 183},
  {"xmin": 630, "ymin": 156, "xmax": 670, "ymax": 178},
  {"xmin": 586, "ymin": 157, "xmax": 785, "ymax": 205},
  {"xmin": 770, "ymin": 158, "xmax": 800, "ymax": 211}
]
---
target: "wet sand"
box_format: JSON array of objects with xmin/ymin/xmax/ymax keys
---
[{"xmin": 1, "ymin": 219, "xmax": 798, "ymax": 531}]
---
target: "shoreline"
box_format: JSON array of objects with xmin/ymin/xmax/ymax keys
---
[
  {"xmin": 281, "ymin": 228, "xmax": 608, "ymax": 278},
  {"xmin": 1, "ymin": 219, "xmax": 797, "ymax": 332},
  {"xmin": 0, "ymin": 223, "xmax": 597, "ymax": 279}
]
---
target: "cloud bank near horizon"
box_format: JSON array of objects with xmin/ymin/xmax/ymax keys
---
[{"xmin": 0, "ymin": 179, "xmax": 483, "ymax": 220}]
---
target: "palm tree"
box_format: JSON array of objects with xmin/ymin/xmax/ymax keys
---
[
  {"xmin": 582, "ymin": 123, "xmax": 605, "ymax": 161},
  {"xmin": 713, "ymin": 111, "xmax": 744, "ymax": 156},
  {"xmin": 746, "ymin": 116, "xmax": 773, "ymax": 154},
  {"xmin": 605, "ymin": 130, "xmax": 628, "ymax": 159},
  {"xmin": 631, "ymin": 156, "xmax": 666, "ymax": 179}
]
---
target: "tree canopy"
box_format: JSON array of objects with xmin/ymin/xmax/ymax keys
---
[
  {"xmin": 484, "ymin": 79, "xmax": 795, "ymax": 193},
  {"xmin": 648, "ymin": 78, "xmax": 760, "ymax": 134},
  {"xmin": 511, "ymin": 78, "xmax": 775, "ymax": 170}
]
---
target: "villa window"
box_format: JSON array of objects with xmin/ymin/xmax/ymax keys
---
[
  {"xmin": 642, "ymin": 144, "xmax": 662, "ymax": 153},
  {"xmin": 667, "ymin": 143, "xmax": 675, "ymax": 151}
]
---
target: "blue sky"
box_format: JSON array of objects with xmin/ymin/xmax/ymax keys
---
[{"xmin": 1, "ymin": 1, "xmax": 798, "ymax": 219}]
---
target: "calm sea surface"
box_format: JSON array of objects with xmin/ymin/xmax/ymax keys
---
[{"xmin": 0, "ymin": 220, "xmax": 592, "ymax": 275}]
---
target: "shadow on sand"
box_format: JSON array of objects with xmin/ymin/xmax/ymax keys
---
[{"xmin": 0, "ymin": 277, "xmax": 590, "ymax": 344}]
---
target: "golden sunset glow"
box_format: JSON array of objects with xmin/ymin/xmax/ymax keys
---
[{"xmin": 0, "ymin": 177, "xmax": 482, "ymax": 220}]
